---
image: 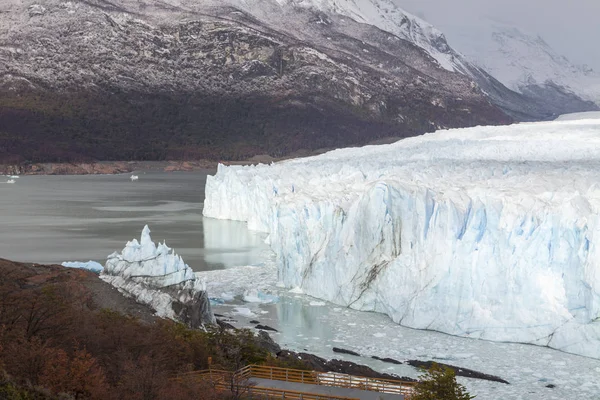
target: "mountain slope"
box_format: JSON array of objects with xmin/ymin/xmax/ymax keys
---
[
  {"xmin": 434, "ymin": 18, "xmax": 600, "ymax": 116},
  {"xmin": 249, "ymin": 0, "xmax": 598, "ymax": 120},
  {"xmin": 0, "ymin": 0, "xmax": 512, "ymax": 163}
]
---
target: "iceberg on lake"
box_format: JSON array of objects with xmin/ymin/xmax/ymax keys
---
[
  {"xmin": 101, "ymin": 225, "xmax": 215, "ymax": 327},
  {"xmin": 204, "ymin": 118, "xmax": 600, "ymax": 358},
  {"xmin": 62, "ymin": 260, "xmax": 104, "ymax": 273}
]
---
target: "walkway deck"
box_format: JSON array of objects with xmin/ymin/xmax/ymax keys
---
[
  {"xmin": 250, "ymin": 377, "xmax": 406, "ymax": 400},
  {"xmin": 175, "ymin": 364, "xmax": 416, "ymax": 399}
]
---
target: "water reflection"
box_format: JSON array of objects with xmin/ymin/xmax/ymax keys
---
[
  {"xmin": 274, "ymin": 296, "xmax": 336, "ymax": 344},
  {"xmin": 202, "ymin": 217, "xmax": 269, "ymax": 268},
  {"xmin": 0, "ymin": 172, "xmax": 270, "ymax": 271}
]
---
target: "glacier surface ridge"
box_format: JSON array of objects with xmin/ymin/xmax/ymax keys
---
[{"xmin": 204, "ymin": 117, "xmax": 600, "ymax": 358}]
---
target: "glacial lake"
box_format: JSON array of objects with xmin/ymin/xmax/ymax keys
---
[
  {"xmin": 0, "ymin": 171, "xmax": 270, "ymax": 270},
  {"xmin": 2, "ymin": 170, "xmax": 600, "ymax": 400}
]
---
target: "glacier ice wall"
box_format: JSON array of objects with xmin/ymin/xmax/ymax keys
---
[{"xmin": 204, "ymin": 118, "xmax": 600, "ymax": 358}]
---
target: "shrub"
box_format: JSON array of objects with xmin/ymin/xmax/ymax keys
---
[{"xmin": 411, "ymin": 363, "xmax": 475, "ymax": 400}]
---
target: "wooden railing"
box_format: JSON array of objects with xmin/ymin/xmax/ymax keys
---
[
  {"xmin": 173, "ymin": 364, "xmax": 416, "ymax": 399},
  {"xmin": 237, "ymin": 365, "xmax": 319, "ymax": 384},
  {"xmin": 237, "ymin": 365, "xmax": 416, "ymax": 397},
  {"xmin": 315, "ymin": 370, "xmax": 416, "ymax": 397}
]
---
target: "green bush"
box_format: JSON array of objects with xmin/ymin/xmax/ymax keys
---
[{"xmin": 411, "ymin": 363, "xmax": 475, "ymax": 400}]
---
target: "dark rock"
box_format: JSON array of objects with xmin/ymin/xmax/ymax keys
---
[
  {"xmin": 214, "ymin": 313, "xmax": 225, "ymax": 317},
  {"xmin": 255, "ymin": 324, "xmax": 278, "ymax": 332},
  {"xmin": 332, "ymin": 347, "xmax": 360, "ymax": 356},
  {"xmin": 216, "ymin": 319, "xmax": 236, "ymax": 330},
  {"xmin": 276, "ymin": 350, "xmax": 415, "ymax": 382},
  {"xmin": 407, "ymin": 360, "xmax": 509, "ymax": 384},
  {"xmin": 546, "ymin": 384, "xmax": 556, "ymax": 388},
  {"xmin": 169, "ymin": 288, "xmax": 215, "ymax": 329},
  {"xmin": 249, "ymin": 320, "xmax": 260, "ymax": 324},
  {"xmin": 371, "ymin": 356, "xmax": 403, "ymax": 365},
  {"xmin": 255, "ymin": 331, "xmax": 281, "ymax": 355}
]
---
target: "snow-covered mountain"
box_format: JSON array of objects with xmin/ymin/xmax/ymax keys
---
[
  {"xmin": 436, "ymin": 18, "xmax": 600, "ymax": 114},
  {"xmin": 1, "ymin": 0, "xmax": 595, "ymax": 163},
  {"xmin": 209, "ymin": 0, "xmax": 599, "ymax": 120},
  {"xmin": 198, "ymin": 0, "xmax": 599, "ymax": 121},
  {"xmin": 0, "ymin": 0, "xmax": 513, "ymax": 163},
  {"xmin": 204, "ymin": 114, "xmax": 600, "ymax": 359}
]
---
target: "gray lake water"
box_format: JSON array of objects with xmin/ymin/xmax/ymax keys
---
[{"xmin": 0, "ymin": 171, "xmax": 269, "ymax": 271}]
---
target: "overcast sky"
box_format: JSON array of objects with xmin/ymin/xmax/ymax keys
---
[{"xmin": 393, "ymin": 0, "xmax": 600, "ymax": 70}]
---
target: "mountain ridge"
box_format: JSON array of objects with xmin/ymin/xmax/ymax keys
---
[{"xmin": 0, "ymin": 0, "xmax": 512, "ymax": 163}]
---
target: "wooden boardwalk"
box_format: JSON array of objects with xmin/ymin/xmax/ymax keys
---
[
  {"xmin": 175, "ymin": 364, "xmax": 416, "ymax": 399},
  {"xmin": 249, "ymin": 377, "xmax": 406, "ymax": 399}
]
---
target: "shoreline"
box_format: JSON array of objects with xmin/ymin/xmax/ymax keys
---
[
  {"xmin": 0, "ymin": 160, "xmax": 223, "ymax": 176},
  {"xmin": 0, "ymin": 154, "xmax": 289, "ymax": 176},
  {"xmin": 0, "ymin": 137, "xmax": 404, "ymax": 176},
  {"xmin": 1, "ymin": 258, "xmax": 504, "ymax": 387}
]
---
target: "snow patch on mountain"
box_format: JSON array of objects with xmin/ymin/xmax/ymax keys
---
[
  {"xmin": 247, "ymin": 0, "xmax": 463, "ymax": 71},
  {"xmin": 204, "ymin": 120, "xmax": 600, "ymax": 359}
]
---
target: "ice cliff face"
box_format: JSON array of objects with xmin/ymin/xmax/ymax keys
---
[
  {"xmin": 204, "ymin": 116, "xmax": 600, "ymax": 358},
  {"xmin": 101, "ymin": 225, "xmax": 215, "ymax": 327}
]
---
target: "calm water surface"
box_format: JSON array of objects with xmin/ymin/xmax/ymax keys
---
[{"xmin": 0, "ymin": 171, "xmax": 269, "ymax": 271}]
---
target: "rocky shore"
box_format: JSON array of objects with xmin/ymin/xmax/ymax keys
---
[
  {"xmin": 0, "ymin": 160, "xmax": 219, "ymax": 176},
  {"xmin": 0, "ymin": 258, "xmax": 510, "ymax": 387}
]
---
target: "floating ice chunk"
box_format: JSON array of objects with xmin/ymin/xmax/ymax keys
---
[
  {"xmin": 243, "ymin": 289, "xmax": 279, "ymax": 304},
  {"xmin": 220, "ymin": 292, "xmax": 235, "ymax": 301},
  {"xmin": 289, "ymin": 287, "xmax": 304, "ymax": 294},
  {"xmin": 309, "ymin": 301, "xmax": 327, "ymax": 306},
  {"xmin": 61, "ymin": 260, "xmax": 104, "ymax": 273},
  {"xmin": 209, "ymin": 297, "xmax": 225, "ymax": 305},
  {"xmin": 232, "ymin": 307, "xmax": 258, "ymax": 318}
]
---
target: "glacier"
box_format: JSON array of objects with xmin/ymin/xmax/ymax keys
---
[
  {"xmin": 204, "ymin": 117, "xmax": 600, "ymax": 358},
  {"xmin": 100, "ymin": 225, "xmax": 215, "ymax": 327}
]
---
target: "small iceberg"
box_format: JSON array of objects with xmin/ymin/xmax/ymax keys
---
[
  {"xmin": 243, "ymin": 289, "xmax": 279, "ymax": 304},
  {"xmin": 6, "ymin": 179, "xmax": 15, "ymax": 184},
  {"xmin": 130, "ymin": 174, "xmax": 139, "ymax": 181},
  {"xmin": 100, "ymin": 225, "xmax": 215, "ymax": 327},
  {"xmin": 62, "ymin": 261, "xmax": 104, "ymax": 273}
]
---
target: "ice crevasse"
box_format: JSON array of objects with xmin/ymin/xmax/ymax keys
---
[{"xmin": 203, "ymin": 117, "xmax": 600, "ymax": 358}]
